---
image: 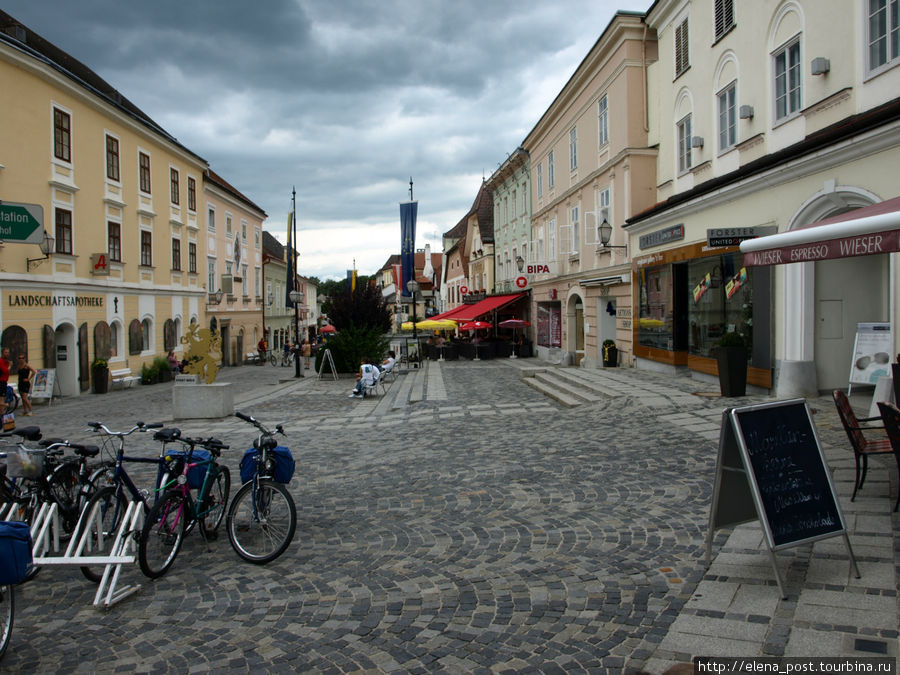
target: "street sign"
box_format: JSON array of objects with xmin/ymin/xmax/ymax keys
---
[
  {"xmin": 0, "ymin": 202, "xmax": 44, "ymax": 243},
  {"xmin": 515, "ymin": 276, "xmax": 528, "ymax": 289}
]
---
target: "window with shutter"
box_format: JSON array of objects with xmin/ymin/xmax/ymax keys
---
[
  {"xmin": 714, "ymin": 0, "xmax": 734, "ymax": 41},
  {"xmin": 675, "ymin": 18, "xmax": 690, "ymax": 77}
]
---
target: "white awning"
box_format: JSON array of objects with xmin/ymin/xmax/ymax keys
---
[{"xmin": 740, "ymin": 196, "xmax": 900, "ymax": 266}]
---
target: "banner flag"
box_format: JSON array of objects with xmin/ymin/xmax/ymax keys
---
[
  {"xmin": 285, "ymin": 208, "xmax": 295, "ymax": 307},
  {"xmin": 400, "ymin": 200, "xmax": 418, "ymax": 297},
  {"xmin": 346, "ymin": 269, "xmax": 358, "ymax": 296}
]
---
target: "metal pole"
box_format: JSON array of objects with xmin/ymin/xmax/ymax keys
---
[
  {"xmin": 412, "ymin": 289, "xmax": 418, "ymax": 368},
  {"xmin": 292, "ymin": 186, "xmax": 303, "ymax": 378}
]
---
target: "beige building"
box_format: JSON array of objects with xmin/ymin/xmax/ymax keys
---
[
  {"xmin": 203, "ymin": 169, "xmax": 265, "ymax": 366},
  {"xmin": 629, "ymin": 0, "xmax": 900, "ymax": 394},
  {"xmin": 522, "ymin": 11, "xmax": 658, "ymax": 367}
]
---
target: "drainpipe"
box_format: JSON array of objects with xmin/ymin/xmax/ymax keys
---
[{"xmin": 642, "ymin": 22, "xmax": 649, "ymax": 134}]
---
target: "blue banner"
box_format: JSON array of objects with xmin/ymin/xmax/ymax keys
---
[{"xmin": 400, "ymin": 201, "xmax": 417, "ymax": 297}]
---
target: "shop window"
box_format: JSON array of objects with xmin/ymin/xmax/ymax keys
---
[
  {"xmin": 638, "ymin": 264, "xmax": 677, "ymax": 350},
  {"xmin": 537, "ymin": 303, "xmax": 562, "ymax": 348},
  {"xmin": 687, "ymin": 253, "xmax": 753, "ymax": 359}
]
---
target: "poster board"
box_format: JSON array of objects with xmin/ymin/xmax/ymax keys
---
[
  {"xmin": 849, "ymin": 322, "xmax": 892, "ymax": 388},
  {"xmin": 315, "ymin": 348, "xmax": 338, "ymax": 382},
  {"xmin": 31, "ymin": 369, "xmax": 57, "ymax": 400},
  {"xmin": 706, "ymin": 399, "xmax": 858, "ymax": 597}
]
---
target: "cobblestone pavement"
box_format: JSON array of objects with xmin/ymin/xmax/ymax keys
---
[{"xmin": 4, "ymin": 360, "xmax": 898, "ymax": 672}]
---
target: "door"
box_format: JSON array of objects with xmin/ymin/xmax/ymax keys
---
[
  {"xmin": 814, "ymin": 255, "xmax": 888, "ymax": 391},
  {"xmin": 78, "ymin": 322, "xmax": 89, "ymax": 392},
  {"xmin": 54, "ymin": 323, "xmax": 78, "ymax": 397}
]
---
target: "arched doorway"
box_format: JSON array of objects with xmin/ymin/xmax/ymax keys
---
[
  {"xmin": 566, "ymin": 293, "xmax": 585, "ymax": 366},
  {"xmin": 54, "ymin": 323, "xmax": 79, "ymax": 397}
]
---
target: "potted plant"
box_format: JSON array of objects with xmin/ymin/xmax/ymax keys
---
[
  {"xmin": 91, "ymin": 357, "xmax": 109, "ymax": 394},
  {"xmin": 716, "ymin": 331, "xmax": 748, "ymax": 397},
  {"xmin": 141, "ymin": 361, "xmax": 159, "ymax": 385},
  {"xmin": 602, "ymin": 339, "xmax": 618, "ymax": 367}
]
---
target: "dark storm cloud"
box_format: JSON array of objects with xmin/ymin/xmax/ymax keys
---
[{"xmin": 2, "ymin": 0, "xmax": 648, "ymax": 279}]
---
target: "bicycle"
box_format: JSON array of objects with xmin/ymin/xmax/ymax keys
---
[
  {"xmin": 138, "ymin": 435, "xmax": 230, "ymax": 579},
  {"xmin": 267, "ymin": 351, "xmax": 278, "ymax": 367},
  {"xmin": 0, "ymin": 520, "xmax": 31, "ymax": 661},
  {"xmin": 73, "ymin": 421, "xmax": 168, "ymax": 582},
  {"xmin": 280, "ymin": 350, "xmax": 294, "ymax": 367},
  {"xmin": 226, "ymin": 412, "xmax": 296, "ymax": 564}
]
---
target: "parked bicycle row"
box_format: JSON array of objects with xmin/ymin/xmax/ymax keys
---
[{"xmin": 0, "ymin": 411, "xmax": 298, "ymax": 659}]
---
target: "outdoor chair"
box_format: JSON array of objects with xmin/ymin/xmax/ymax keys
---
[
  {"xmin": 832, "ymin": 389, "xmax": 896, "ymax": 506},
  {"xmin": 875, "ymin": 401, "xmax": 900, "ymax": 512}
]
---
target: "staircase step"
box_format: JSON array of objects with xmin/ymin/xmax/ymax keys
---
[
  {"xmin": 523, "ymin": 378, "xmax": 582, "ymax": 408},
  {"xmin": 533, "ymin": 371, "xmax": 605, "ymax": 403},
  {"xmin": 552, "ymin": 369, "xmax": 620, "ymax": 396}
]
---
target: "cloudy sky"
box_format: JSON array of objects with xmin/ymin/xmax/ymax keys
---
[{"xmin": 4, "ymin": 0, "xmax": 648, "ymax": 280}]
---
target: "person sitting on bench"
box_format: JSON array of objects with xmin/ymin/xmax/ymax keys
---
[{"xmin": 349, "ymin": 357, "xmax": 380, "ymax": 398}]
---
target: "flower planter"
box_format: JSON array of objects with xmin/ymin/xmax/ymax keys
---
[
  {"xmin": 602, "ymin": 346, "xmax": 618, "ymax": 367},
  {"xmin": 92, "ymin": 366, "xmax": 109, "ymax": 394},
  {"xmin": 717, "ymin": 345, "xmax": 748, "ymax": 397}
]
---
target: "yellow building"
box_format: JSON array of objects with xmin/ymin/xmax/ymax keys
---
[{"xmin": 0, "ymin": 12, "xmax": 266, "ymax": 396}]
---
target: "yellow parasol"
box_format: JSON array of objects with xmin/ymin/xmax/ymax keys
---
[{"xmin": 401, "ymin": 319, "xmax": 458, "ymax": 331}]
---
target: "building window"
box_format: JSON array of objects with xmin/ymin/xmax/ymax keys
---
[
  {"xmin": 254, "ymin": 227, "xmax": 260, "ymax": 248},
  {"xmin": 208, "ymin": 258, "xmax": 216, "ymax": 292},
  {"xmin": 106, "ymin": 135, "xmax": 119, "ymax": 181},
  {"xmin": 207, "ymin": 206, "xmax": 216, "ymax": 232},
  {"xmin": 55, "ymin": 209, "xmax": 72, "ymax": 254},
  {"xmin": 129, "ymin": 319, "xmax": 143, "ymax": 355},
  {"xmin": 241, "ymin": 220, "xmax": 247, "ymax": 241},
  {"xmin": 675, "ymin": 18, "xmax": 690, "ymax": 77},
  {"xmin": 537, "ymin": 164, "xmax": 543, "ymax": 198},
  {"xmin": 598, "ymin": 95, "xmax": 609, "ymax": 146},
  {"xmin": 140, "ymin": 230, "xmax": 152, "ymax": 266},
  {"xmin": 172, "ymin": 238, "xmax": 181, "ymax": 271},
  {"xmin": 677, "ymin": 114, "xmax": 692, "ymax": 173},
  {"xmin": 187, "ymin": 177, "xmax": 196, "ymax": 211},
  {"xmin": 110, "ymin": 322, "xmax": 119, "ymax": 358},
  {"xmin": 242, "ymin": 264, "xmax": 248, "ymax": 292},
  {"xmin": 141, "ymin": 319, "xmax": 151, "ymax": 352},
  {"xmin": 868, "ymin": 0, "xmax": 899, "ymax": 71},
  {"xmin": 718, "ymin": 82, "xmax": 737, "ymax": 151},
  {"xmin": 570, "ymin": 206, "xmax": 580, "ymax": 253},
  {"xmin": 549, "ymin": 219, "xmax": 557, "ymax": 260},
  {"xmin": 226, "ymin": 214, "xmax": 232, "ymax": 237},
  {"xmin": 255, "ymin": 267, "xmax": 261, "ymax": 297},
  {"xmin": 189, "ymin": 242, "xmax": 197, "ymax": 273},
  {"xmin": 774, "ymin": 38, "xmax": 801, "ymax": 120},
  {"xmin": 53, "ymin": 108, "xmax": 71, "ymax": 162},
  {"xmin": 638, "ymin": 264, "xmax": 676, "ymax": 350},
  {"xmin": 714, "ymin": 0, "xmax": 735, "ymax": 41},
  {"xmin": 108, "ymin": 222, "xmax": 121, "ymax": 262},
  {"xmin": 548, "ymin": 151, "xmax": 555, "ymax": 189},
  {"xmin": 170, "ymin": 168, "xmax": 180, "ymax": 205},
  {"xmin": 139, "ymin": 152, "xmax": 151, "ymax": 193},
  {"xmin": 569, "ymin": 127, "xmax": 578, "ymax": 170}
]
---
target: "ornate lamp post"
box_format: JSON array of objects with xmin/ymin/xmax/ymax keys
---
[{"xmin": 289, "ymin": 288, "xmax": 304, "ymax": 378}]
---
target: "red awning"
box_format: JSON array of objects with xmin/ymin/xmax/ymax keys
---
[
  {"xmin": 431, "ymin": 293, "xmax": 526, "ymax": 322},
  {"xmin": 740, "ymin": 196, "xmax": 900, "ymax": 266}
]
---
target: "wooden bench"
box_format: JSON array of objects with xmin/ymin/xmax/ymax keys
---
[
  {"xmin": 110, "ymin": 368, "xmax": 140, "ymax": 389},
  {"xmin": 245, "ymin": 352, "xmax": 260, "ymax": 364}
]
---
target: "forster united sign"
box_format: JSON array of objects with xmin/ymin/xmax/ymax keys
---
[{"xmin": 0, "ymin": 202, "xmax": 44, "ymax": 243}]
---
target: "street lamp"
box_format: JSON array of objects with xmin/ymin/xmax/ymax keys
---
[
  {"xmin": 26, "ymin": 231, "xmax": 55, "ymax": 270},
  {"xmin": 516, "ymin": 255, "xmax": 525, "ymax": 272},
  {"xmin": 289, "ymin": 288, "xmax": 304, "ymax": 378},
  {"xmin": 598, "ymin": 218, "xmax": 627, "ymax": 252},
  {"xmin": 407, "ymin": 279, "xmax": 419, "ymax": 367}
]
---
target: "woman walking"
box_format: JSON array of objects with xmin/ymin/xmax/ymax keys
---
[
  {"xmin": 301, "ymin": 339, "xmax": 312, "ymax": 370},
  {"xmin": 16, "ymin": 354, "xmax": 35, "ymax": 416}
]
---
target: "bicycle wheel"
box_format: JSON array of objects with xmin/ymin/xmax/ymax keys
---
[
  {"xmin": 78, "ymin": 485, "xmax": 126, "ymax": 583},
  {"xmin": 268, "ymin": 352, "xmax": 277, "ymax": 367},
  {"xmin": 198, "ymin": 465, "xmax": 230, "ymax": 539},
  {"xmin": 138, "ymin": 490, "xmax": 187, "ymax": 579},
  {"xmin": 47, "ymin": 461, "xmax": 81, "ymax": 534},
  {"xmin": 226, "ymin": 479, "xmax": 296, "ymax": 564},
  {"xmin": 0, "ymin": 585, "xmax": 13, "ymax": 661}
]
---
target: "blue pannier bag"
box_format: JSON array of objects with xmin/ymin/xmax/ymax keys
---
[
  {"xmin": 166, "ymin": 449, "xmax": 211, "ymax": 489},
  {"xmin": 240, "ymin": 446, "xmax": 294, "ymax": 484},
  {"xmin": 0, "ymin": 521, "xmax": 33, "ymax": 585}
]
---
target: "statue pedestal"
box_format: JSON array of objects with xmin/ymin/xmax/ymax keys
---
[{"xmin": 173, "ymin": 382, "xmax": 234, "ymax": 419}]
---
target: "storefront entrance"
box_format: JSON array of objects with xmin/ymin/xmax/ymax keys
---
[{"xmin": 54, "ymin": 323, "xmax": 78, "ymax": 397}]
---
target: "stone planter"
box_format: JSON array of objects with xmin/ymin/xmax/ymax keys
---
[
  {"xmin": 92, "ymin": 366, "xmax": 109, "ymax": 394},
  {"xmin": 717, "ymin": 345, "xmax": 748, "ymax": 397},
  {"xmin": 602, "ymin": 346, "xmax": 618, "ymax": 367}
]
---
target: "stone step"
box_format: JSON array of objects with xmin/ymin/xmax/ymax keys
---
[
  {"xmin": 533, "ymin": 371, "xmax": 606, "ymax": 404},
  {"xmin": 523, "ymin": 377, "xmax": 582, "ymax": 408},
  {"xmin": 551, "ymin": 368, "xmax": 619, "ymax": 397}
]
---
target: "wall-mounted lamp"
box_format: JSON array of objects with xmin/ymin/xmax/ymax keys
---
[
  {"xmin": 691, "ymin": 136, "xmax": 705, "ymax": 148},
  {"xmin": 515, "ymin": 255, "xmax": 525, "ymax": 272},
  {"xmin": 26, "ymin": 231, "xmax": 54, "ymax": 270},
  {"xmin": 598, "ymin": 219, "xmax": 627, "ymax": 252},
  {"xmin": 739, "ymin": 105, "xmax": 754, "ymax": 119},
  {"xmin": 208, "ymin": 289, "xmax": 224, "ymax": 305},
  {"xmin": 811, "ymin": 57, "xmax": 830, "ymax": 76}
]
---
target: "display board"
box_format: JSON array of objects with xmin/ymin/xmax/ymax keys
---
[
  {"xmin": 849, "ymin": 322, "xmax": 892, "ymax": 387},
  {"xmin": 31, "ymin": 369, "xmax": 56, "ymax": 400},
  {"xmin": 706, "ymin": 399, "xmax": 858, "ymax": 597}
]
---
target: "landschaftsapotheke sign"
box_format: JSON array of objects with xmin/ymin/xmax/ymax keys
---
[{"xmin": 8, "ymin": 294, "xmax": 104, "ymax": 308}]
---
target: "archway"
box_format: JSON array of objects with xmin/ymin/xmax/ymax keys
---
[
  {"xmin": 54, "ymin": 322, "xmax": 79, "ymax": 397},
  {"xmin": 566, "ymin": 292, "xmax": 585, "ymax": 366}
]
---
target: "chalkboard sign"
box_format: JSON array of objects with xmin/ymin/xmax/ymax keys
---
[
  {"xmin": 732, "ymin": 400, "xmax": 843, "ymax": 548},
  {"xmin": 707, "ymin": 399, "xmax": 858, "ymax": 598}
]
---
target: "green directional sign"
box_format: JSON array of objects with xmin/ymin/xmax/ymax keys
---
[{"xmin": 0, "ymin": 202, "xmax": 44, "ymax": 243}]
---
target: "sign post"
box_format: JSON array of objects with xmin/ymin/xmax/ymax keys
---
[
  {"xmin": 706, "ymin": 399, "xmax": 859, "ymax": 598},
  {"xmin": 0, "ymin": 202, "xmax": 44, "ymax": 243}
]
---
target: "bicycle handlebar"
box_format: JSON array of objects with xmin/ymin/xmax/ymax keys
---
[
  {"xmin": 234, "ymin": 411, "xmax": 285, "ymax": 437},
  {"xmin": 87, "ymin": 421, "xmax": 163, "ymax": 436}
]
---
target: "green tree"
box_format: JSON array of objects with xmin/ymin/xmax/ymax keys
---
[{"xmin": 316, "ymin": 278, "xmax": 391, "ymax": 373}]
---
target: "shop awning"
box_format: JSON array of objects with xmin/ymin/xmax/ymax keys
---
[
  {"xmin": 740, "ymin": 196, "xmax": 900, "ymax": 266},
  {"xmin": 431, "ymin": 293, "xmax": 526, "ymax": 322}
]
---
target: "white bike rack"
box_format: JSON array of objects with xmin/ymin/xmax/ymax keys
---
[{"xmin": 27, "ymin": 498, "xmax": 144, "ymax": 608}]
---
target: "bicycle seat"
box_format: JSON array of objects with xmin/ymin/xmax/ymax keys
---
[
  {"xmin": 14, "ymin": 426, "xmax": 42, "ymax": 441},
  {"xmin": 39, "ymin": 438, "xmax": 66, "ymax": 447},
  {"xmin": 153, "ymin": 428, "xmax": 181, "ymax": 442},
  {"xmin": 70, "ymin": 444, "xmax": 100, "ymax": 458}
]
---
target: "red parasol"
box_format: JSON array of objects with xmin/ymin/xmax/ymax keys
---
[
  {"xmin": 498, "ymin": 319, "xmax": 531, "ymax": 328},
  {"xmin": 320, "ymin": 324, "xmax": 337, "ymax": 333},
  {"xmin": 458, "ymin": 320, "xmax": 492, "ymax": 331}
]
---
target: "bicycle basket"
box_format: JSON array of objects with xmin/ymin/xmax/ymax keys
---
[
  {"xmin": 0, "ymin": 520, "xmax": 33, "ymax": 585},
  {"xmin": 240, "ymin": 446, "xmax": 294, "ymax": 484},
  {"xmin": 165, "ymin": 449, "xmax": 211, "ymax": 489},
  {"xmin": 6, "ymin": 448, "xmax": 45, "ymax": 479}
]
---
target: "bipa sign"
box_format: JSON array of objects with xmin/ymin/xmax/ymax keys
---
[{"xmin": 525, "ymin": 263, "xmax": 553, "ymax": 274}]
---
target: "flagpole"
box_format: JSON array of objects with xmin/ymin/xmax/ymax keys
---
[{"xmin": 292, "ymin": 187, "xmax": 303, "ymax": 378}]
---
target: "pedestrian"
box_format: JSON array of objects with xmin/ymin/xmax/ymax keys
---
[
  {"xmin": 0, "ymin": 347, "xmax": 10, "ymax": 415},
  {"xmin": 301, "ymin": 338, "xmax": 311, "ymax": 369},
  {"xmin": 16, "ymin": 354, "xmax": 35, "ymax": 416},
  {"xmin": 348, "ymin": 356, "xmax": 379, "ymax": 398},
  {"xmin": 257, "ymin": 337, "xmax": 267, "ymax": 365},
  {"xmin": 167, "ymin": 350, "xmax": 180, "ymax": 374},
  {"xmin": 282, "ymin": 341, "xmax": 292, "ymax": 366}
]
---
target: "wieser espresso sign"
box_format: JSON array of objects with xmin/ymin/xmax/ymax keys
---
[{"xmin": 8, "ymin": 294, "xmax": 104, "ymax": 307}]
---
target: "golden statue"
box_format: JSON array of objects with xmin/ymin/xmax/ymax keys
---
[{"xmin": 180, "ymin": 323, "xmax": 222, "ymax": 384}]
